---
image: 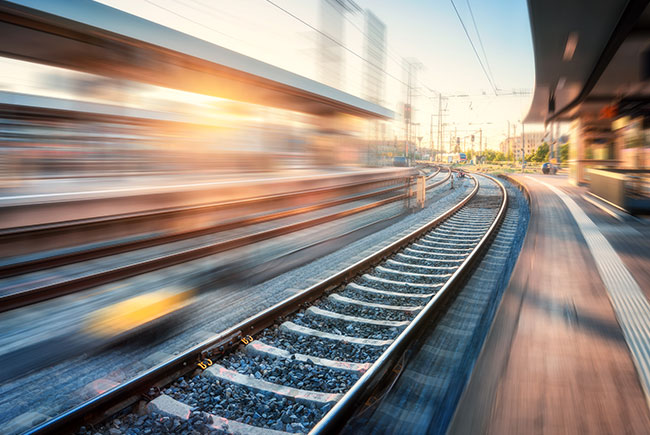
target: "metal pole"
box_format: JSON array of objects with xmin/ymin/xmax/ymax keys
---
[
  {"xmin": 521, "ymin": 121, "xmax": 525, "ymax": 172},
  {"xmin": 437, "ymin": 94, "xmax": 442, "ymax": 161},
  {"xmin": 429, "ymin": 112, "xmax": 433, "ymax": 161},
  {"xmin": 507, "ymin": 120, "xmax": 510, "ymax": 160}
]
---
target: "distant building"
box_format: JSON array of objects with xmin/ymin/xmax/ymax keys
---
[
  {"xmin": 499, "ymin": 131, "xmax": 545, "ymax": 157},
  {"xmin": 363, "ymin": 10, "xmax": 386, "ymax": 106}
]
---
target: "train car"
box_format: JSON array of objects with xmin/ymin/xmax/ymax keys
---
[{"xmin": 443, "ymin": 152, "xmax": 467, "ymax": 164}]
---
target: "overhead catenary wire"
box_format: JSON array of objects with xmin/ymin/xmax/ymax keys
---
[
  {"xmin": 264, "ymin": 0, "xmax": 411, "ymax": 88},
  {"xmin": 329, "ymin": 5, "xmax": 417, "ymax": 82},
  {"xmin": 465, "ymin": 0, "xmax": 497, "ymax": 91},
  {"xmin": 143, "ymin": 0, "xmax": 243, "ymax": 43},
  {"xmin": 449, "ymin": 0, "xmax": 497, "ymax": 95}
]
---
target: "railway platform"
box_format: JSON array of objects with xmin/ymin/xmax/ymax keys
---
[{"xmin": 449, "ymin": 173, "xmax": 650, "ymax": 434}]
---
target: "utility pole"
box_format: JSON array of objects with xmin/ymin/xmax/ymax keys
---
[
  {"xmin": 521, "ymin": 121, "xmax": 525, "ymax": 172},
  {"xmin": 512, "ymin": 123, "xmax": 517, "ymax": 161},
  {"xmin": 405, "ymin": 61, "xmax": 411, "ymax": 161},
  {"xmin": 437, "ymin": 94, "xmax": 442, "ymax": 161},
  {"xmin": 507, "ymin": 120, "xmax": 510, "ymax": 159},
  {"xmin": 479, "ymin": 128, "xmax": 483, "ymax": 157},
  {"xmin": 429, "ymin": 112, "xmax": 434, "ymax": 162},
  {"xmin": 454, "ymin": 126, "xmax": 457, "ymax": 153}
]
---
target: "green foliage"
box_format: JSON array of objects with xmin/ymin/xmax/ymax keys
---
[
  {"xmin": 535, "ymin": 142, "xmax": 549, "ymax": 162},
  {"xmin": 527, "ymin": 142, "xmax": 550, "ymax": 162},
  {"xmin": 560, "ymin": 143, "xmax": 569, "ymax": 162},
  {"xmin": 482, "ymin": 150, "xmax": 508, "ymax": 162}
]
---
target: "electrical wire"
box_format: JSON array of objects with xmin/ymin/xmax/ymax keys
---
[
  {"xmin": 143, "ymin": 0, "xmax": 240, "ymax": 42},
  {"xmin": 263, "ymin": 0, "xmax": 411, "ymax": 88},
  {"xmin": 330, "ymin": 6, "xmax": 413, "ymax": 81},
  {"xmin": 465, "ymin": 0, "xmax": 497, "ymax": 90},
  {"xmin": 449, "ymin": 0, "xmax": 497, "ymax": 95}
]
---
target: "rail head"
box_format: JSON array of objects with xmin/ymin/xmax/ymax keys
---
[
  {"xmin": 25, "ymin": 171, "xmax": 478, "ymax": 435},
  {"xmin": 309, "ymin": 173, "xmax": 508, "ymax": 434},
  {"xmin": 425, "ymin": 166, "xmax": 451, "ymax": 190}
]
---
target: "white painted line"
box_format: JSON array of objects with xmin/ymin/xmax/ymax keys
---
[
  {"xmin": 244, "ymin": 341, "xmax": 370, "ymax": 374},
  {"xmin": 204, "ymin": 364, "xmax": 342, "ymax": 405},
  {"xmin": 529, "ymin": 176, "xmax": 650, "ymax": 405},
  {"xmin": 279, "ymin": 322, "xmax": 392, "ymax": 347},
  {"xmin": 306, "ymin": 306, "xmax": 409, "ymax": 328},
  {"xmin": 582, "ymin": 194, "xmax": 625, "ymax": 222},
  {"xmin": 586, "ymin": 190, "xmax": 631, "ymax": 214}
]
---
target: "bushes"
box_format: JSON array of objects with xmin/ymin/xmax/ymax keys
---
[{"xmin": 560, "ymin": 143, "xmax": 569, "ymax": 162}]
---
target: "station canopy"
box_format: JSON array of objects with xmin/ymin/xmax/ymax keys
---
[
  {"xmin": 524, "ymin": 0, "xmax": 650, "ymax": 124},
  {"xmin": 0, "ymin": 0, "xmax": 392, "ymax": 119}
]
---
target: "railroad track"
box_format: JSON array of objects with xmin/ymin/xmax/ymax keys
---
[
  {"xmin": 0, "ymin": 172, "xmax": 422, "ymax": 278},
  {"xmin": 25, "ymin": 172, "xmax": 505, "ymax": 434},
  {"xmin": 0, "ymin": 167, "xmax": 448, "ymax": 313}
]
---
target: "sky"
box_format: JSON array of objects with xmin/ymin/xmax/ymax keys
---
[{"xmin": 95, "ymin": 0, "xmax": 540, "ymax": 150}]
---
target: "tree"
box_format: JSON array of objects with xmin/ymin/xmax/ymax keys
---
[
  {"xmin": 484, "ymin": 150, "xmax": 497, "ymax": 162},
  {"xmin": 533, "ymin": 143, "xmax": 549, "ymax": 162},
  {"xmin": 560, "ymin": 143, "xmax": 569, "ymax": 163}
]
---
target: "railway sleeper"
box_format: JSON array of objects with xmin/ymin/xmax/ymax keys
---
[
  {"xmin": 422, "ymin": 235, "xmax": 483, "ymax": 244},
  {"xmin": 385, "ymin": 258, "xmax": 457, "ymax": 273},
  {"xmin": 244, "ymin": 341, "xmax": 370, "ymax": 375},
  {"xmin": 203, "ymin": 364, "xmax": 342, "ymax": 406},
  {"xmin": 373, "ymin": 266, "xmax": 451, "ymax": 283},
  {"xmin": 397, "ymin": 252, "xmax": 464, "ymax": 262},
  {"xmin": 410, "ymin": 243, "xmax": 473, "ymax": 253},
  {"xmin": 433, "ymin": 226, "xmax": 487, "ymax": 234},
  {"xmin": 147, "ymin": 394, "xmax": 288, "ymax": 435},
  {"xmin": 422, "ymin": 234, "xmax": 482, "ymax": 243},
  {"xmin": 412, "ymin": 241, "xmax": 475, "ymax": 250},
  {"xmin": 328, "ymin": 293, "xmax": 423, "ymax": 312},
  {"xmin": 306, "ymin": 306, "xmax": 410, "ymax": 328},
  {"xmin": 360, "ymin": 273, "xmax": 443, "ymax": 290},
  {"xmin": 345, "ymin": 282, "xmax": 435, "ymax": 299},
  {"xmin": 279, "ymin": 322, "xmax": 392, "ymax": 347}
]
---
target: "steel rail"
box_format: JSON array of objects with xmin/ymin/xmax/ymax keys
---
[
  {"xmin": 25, "ymin": 170, "xmax": 477, "ymax": 435},
  {"xmin": 310, "ymin": 173, "xmax": 508, "ymax": 434},
  {"xmin": 1, "ymin": 185, "xmax": 421, "ymax": 312},
  {"xmin": 425, "ymin": 166, "xmax": 441, "ymax": 180},
  {"xmin": 0, "ymin": 174, "xmax": 416, "ymax": 277},
  {"xmin": 426, "ymin": 167, "xmax": 451, "ymax": 190}
]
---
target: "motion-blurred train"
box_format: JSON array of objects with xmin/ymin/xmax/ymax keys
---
[
  {"xmin": 0, "ymin": 91, "xmax": 372, "ymax": 181},
  {"xmin": 443, "ymin": 152, "xmax": 467, "ymax": 164}
]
